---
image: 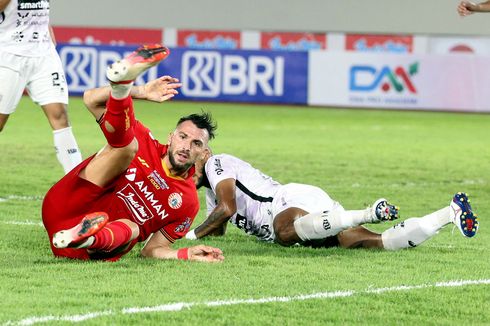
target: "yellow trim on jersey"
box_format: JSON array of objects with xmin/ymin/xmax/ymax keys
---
[
  {"xmin": 160, "ymin": 229, "xmax": 176, "ymax": 243},
  {"xmin": 161, "ymin": 159, "xmax": 186, "ymax": 181}
]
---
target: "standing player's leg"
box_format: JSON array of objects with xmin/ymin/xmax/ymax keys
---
[
  {"xmin": 0, "ymin": 59, "xmax": 26, "ymax": 132},
  {"xmin": 41, "ymin": 103, "xmax": 82, "ymax": 174},
  {"xmin": 27, "ymin": 50, "xmax": 82, "ymax": 174}
]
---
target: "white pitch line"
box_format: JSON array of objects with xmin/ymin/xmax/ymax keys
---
[
  {"xmin": 0, "ymin": 195, "xmax": 43, "ymax": 202},
  {"xmin": 4, "ymin": 279, "xmax": 490, "ymax": 326},
  {"xmin": 0, "ymin": 221, "xmax": 43, "ymax": 227}
]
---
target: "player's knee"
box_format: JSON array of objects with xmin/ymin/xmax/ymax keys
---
[
  {"xmin": 274, "ymin": 231, "xmax": 295, "ymax": 247},
  {"xmin": 273, "ymin": 223, "xmax": 297, "ymax": 247},
  {"xmin": 118, "ymin": 138, "xmax": 139, "ymax": 163},
  {"xmin": 41, "ymin": 103, "xmax": 69, "ymax": 129}
]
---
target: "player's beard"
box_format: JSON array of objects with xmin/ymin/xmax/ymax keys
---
[{"xmin": 168, "ymin": 150, "xmax": 193, "ymax": 175}]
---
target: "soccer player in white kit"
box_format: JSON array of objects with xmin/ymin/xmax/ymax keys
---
[
  {"xmin": 0, "ymin": 0, "xmax": 81, "ymax": 173},
  {"xmin": 187, "ymin": 152, "xmax": 479, "ymax": 250}
]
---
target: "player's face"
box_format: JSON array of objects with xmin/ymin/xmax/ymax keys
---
[{"xmin": 167, "ymin": 121, "xmax": 209, "ymax": 175}]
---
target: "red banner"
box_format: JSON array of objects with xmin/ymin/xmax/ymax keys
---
[
  {"xmin": 346, "ymin": 34, "xmax": 413, "ymax": 53},
  {"xmin": 261, "ymin": 32, "xmax": 326, "ymax": 50},
  {"xmin": 52, "ymin": 26, "xmax": 162, "ymax": 45},
  {"xmin": 177, "ymin": 30, "xmax": 241, "ymax": 49}
]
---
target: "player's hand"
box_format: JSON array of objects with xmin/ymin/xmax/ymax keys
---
[
  {"xmin": 144, "ymin": 76, "xmax": 182, "ymax": 102},
  {"xmin": 188, "ymin": 245, "xmax": 224, "ymax": 262},
  {"xmin": 458, "ymin": 1, "xmax": 477, "ymax": 16}
]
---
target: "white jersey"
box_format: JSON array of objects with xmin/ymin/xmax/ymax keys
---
[
  {"xmin": 204, "ymin": 154, "xmax": 340, "ymax": 243},
  {"xmin": 0, "ymin": 0, "xmax": 54, "ymax": 56},
  {"xmin": 204, "ymin": 154, "xmax": 282, "ymax": 242}
]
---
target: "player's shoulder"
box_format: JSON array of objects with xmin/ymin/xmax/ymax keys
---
[
  {"xmin": 208, "ymin": 153, "xmax": 239, "ymax": 162},
  {"xmin": 206, "ymin": 153, "xmax": 246, "ymax": 169}
]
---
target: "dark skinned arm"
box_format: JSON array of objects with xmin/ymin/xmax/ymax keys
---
[{"xmin": 193, "ymin": 178, "xmax": 237, "ymax": 239}]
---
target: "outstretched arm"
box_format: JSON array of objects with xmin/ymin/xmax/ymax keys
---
[
  {"xmin": 83, "ymin": 76, "xmax": 182, "ymax": 120},
  {"xmin": 458, "ymin": 1, "xmax": 490, "ymax": 16},
  {"xmin": 141, "ymin": 231, "xmax": 224, "ymax": 262},
  {"xmin": 189, "ymin": 178, "xmax": 237, "ymax": 239}
]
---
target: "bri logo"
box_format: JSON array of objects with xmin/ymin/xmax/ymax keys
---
[
  {"xmin": 349, "ymin": 62, "xmax": 419, "ymax": 93},
  {"xmin": 181, "ymin": 51, "xmax": 284, "ymax": 98}
]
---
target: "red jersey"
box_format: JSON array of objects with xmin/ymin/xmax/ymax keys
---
[
  {"xmin": 96, "ymin": 121, "xmax": 199, "ymax": 242},
  {"xmin": 42, "ymin": 120, "xmax": 199, "ymax": 254}
]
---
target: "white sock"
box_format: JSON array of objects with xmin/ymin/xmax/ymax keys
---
[
  {"xmin": 342, "ymin": 208, "xmax": 375, "ymax": 225},
  {"xmin": 53, "ymin": 126, "xmax": 82, "ymax": 174},
  {"xmin": 381, "ymin": 207, "xmax": 451, "ymax": 250},
  {"xmin": 110, "ymin": 82, "xmax": 133, "ymax": 99},
  {"xmin": 293, "ymin": 204, "xmax": 371, "ymax": 241}
]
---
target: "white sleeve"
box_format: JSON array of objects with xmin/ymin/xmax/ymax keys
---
[
  {"xmin": 205, "ymin": 154, "xmax": 237, "ymax": 193},
  {"xmin": 205, "ymin": 188, "xmax": 217, "ymax": 217}
]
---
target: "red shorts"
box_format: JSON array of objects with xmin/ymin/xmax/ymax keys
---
[{"xmin": 42, "ymin": 155, "xmax": 131, "ymax": 261}]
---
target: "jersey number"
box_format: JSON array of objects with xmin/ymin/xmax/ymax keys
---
[{"xmin": 51, "ymin": 72, "xmax": 61, "ymax": 87}]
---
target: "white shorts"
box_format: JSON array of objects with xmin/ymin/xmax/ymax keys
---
[
  {"xmin": 0, "ymin": 49, "xmax": 68, "ymax": 114},
  {"xmin": 271, "ymin": 183, "xmax": 344, "ymax": 219}
]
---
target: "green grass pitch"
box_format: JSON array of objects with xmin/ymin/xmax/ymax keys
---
[{"xmin": 0, "ymin": 97, "xmax": 489, "ymax": 325}]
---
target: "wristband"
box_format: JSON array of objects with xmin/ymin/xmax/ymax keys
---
[
  {"xmin": 177, "ymin": 248, "xmax": 189, "ymax": 260},
  {"xmin": 185, "ymin": 229, "xmax": 197, "ymax": 240}
]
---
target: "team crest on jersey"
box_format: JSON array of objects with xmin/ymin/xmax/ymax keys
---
[
  {"xmin": 125, "ymin": 168, "xmax": 137, "ymax": 182},
  {"xmin": 174, "ymin": 217, "xmax": 192, "ymax": 233},
  {"xmin": 168, "ymin": 192, "xmax": 183, "ymax": 209}
]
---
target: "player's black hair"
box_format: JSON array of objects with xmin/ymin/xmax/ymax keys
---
[{"xmin": 177, "ymin": 111, "xmax": 217, "ymax": 140}]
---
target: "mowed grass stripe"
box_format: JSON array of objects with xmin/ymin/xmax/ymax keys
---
[{"xmin": 7, "ymin": 279, "xmax": 490, "ymax": 326}]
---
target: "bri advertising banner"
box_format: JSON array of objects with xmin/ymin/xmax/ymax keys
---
[{"xmin": 56, "ymin": 44, "xmax": 308, "ymax": 105}]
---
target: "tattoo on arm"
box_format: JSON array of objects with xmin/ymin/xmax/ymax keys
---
[{"xmin": 195, "ymin": 205, "xmax": 230, "ymax": 238}]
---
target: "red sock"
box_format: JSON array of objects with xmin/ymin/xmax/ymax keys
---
[
  {"xmin": 89, "ymin": 221, "xmax": 133, "ymax": 252},
  {"xmin": 99, "ymin": 95, "xmax": 136, "ymax": 148}
]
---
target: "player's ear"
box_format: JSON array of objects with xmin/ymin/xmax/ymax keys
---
[
  {"xmin": 202, "ymin": 147, "xmax": 212, "ymax": 160},
  {"xmin": 167, "ymin": 131, "xmax": 174, "ymax": 144}
]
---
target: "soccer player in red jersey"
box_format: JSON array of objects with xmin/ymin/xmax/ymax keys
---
[{"xmin": 42, "ymin": 45, "xmax": 224, "ymax": 262}]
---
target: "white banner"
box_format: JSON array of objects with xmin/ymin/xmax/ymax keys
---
[
  {"xmin": 308, "ymin": 52, "xmax": 490, "ymax": 112},
  {"xmin": 428, "ymin": 36, "xmax": 490, "ymax": 55}
]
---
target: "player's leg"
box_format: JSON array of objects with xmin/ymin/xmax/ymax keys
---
[
  {"xmin": 27, "ymin": 51, "xmax": 82, "ymax": 173},
  {"xmin": 41, "ymin": 103, "xmax": 83, "ymax": 174},
  {"xmin": 42, "ymin": 157, "xmax": 140, "ymax": 258},
  {"xmin": 47, "ymin": 45, "xmax": 170, "ymax": 259},
  {"xmin": 337, "ymin": 226, "xmax": 383, "ymax": 249},
  {"xmin": 301, "ymin": 227, "xmax": 383, "ymax": 249},
  {"xmin": 52, "ymin": 214, "xmax": 139, "ymax": 252},
  {"xmin": 0, "ymin": 113, "xmax": 10, "ymax": 132},
  {"xmin": 381, "ymin": 192, "xmax": 479, "ymax": 250},
  {"xmin": 273, "ymin": 207, "xmax": 308, "ymax": 246},
  {"xmin": 272, "ymin": 184, "xmax": 398, "ymax": 246},
  {"xmin": 0, "ymin": 61, "xmax": 26, "ymax": 132},
  {"xmin": 81, "ymin": 44, "xmax": 169, "ymax": 188}
]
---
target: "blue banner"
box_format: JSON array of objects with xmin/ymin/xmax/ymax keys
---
[{"xmin": 57, "ymin": 44, "xmax": 308, "ymax": 105}]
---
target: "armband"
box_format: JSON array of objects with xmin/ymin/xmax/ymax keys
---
[{"xmin": 177, "ymin": 248, "xmax": 189, "ymax": 260}]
